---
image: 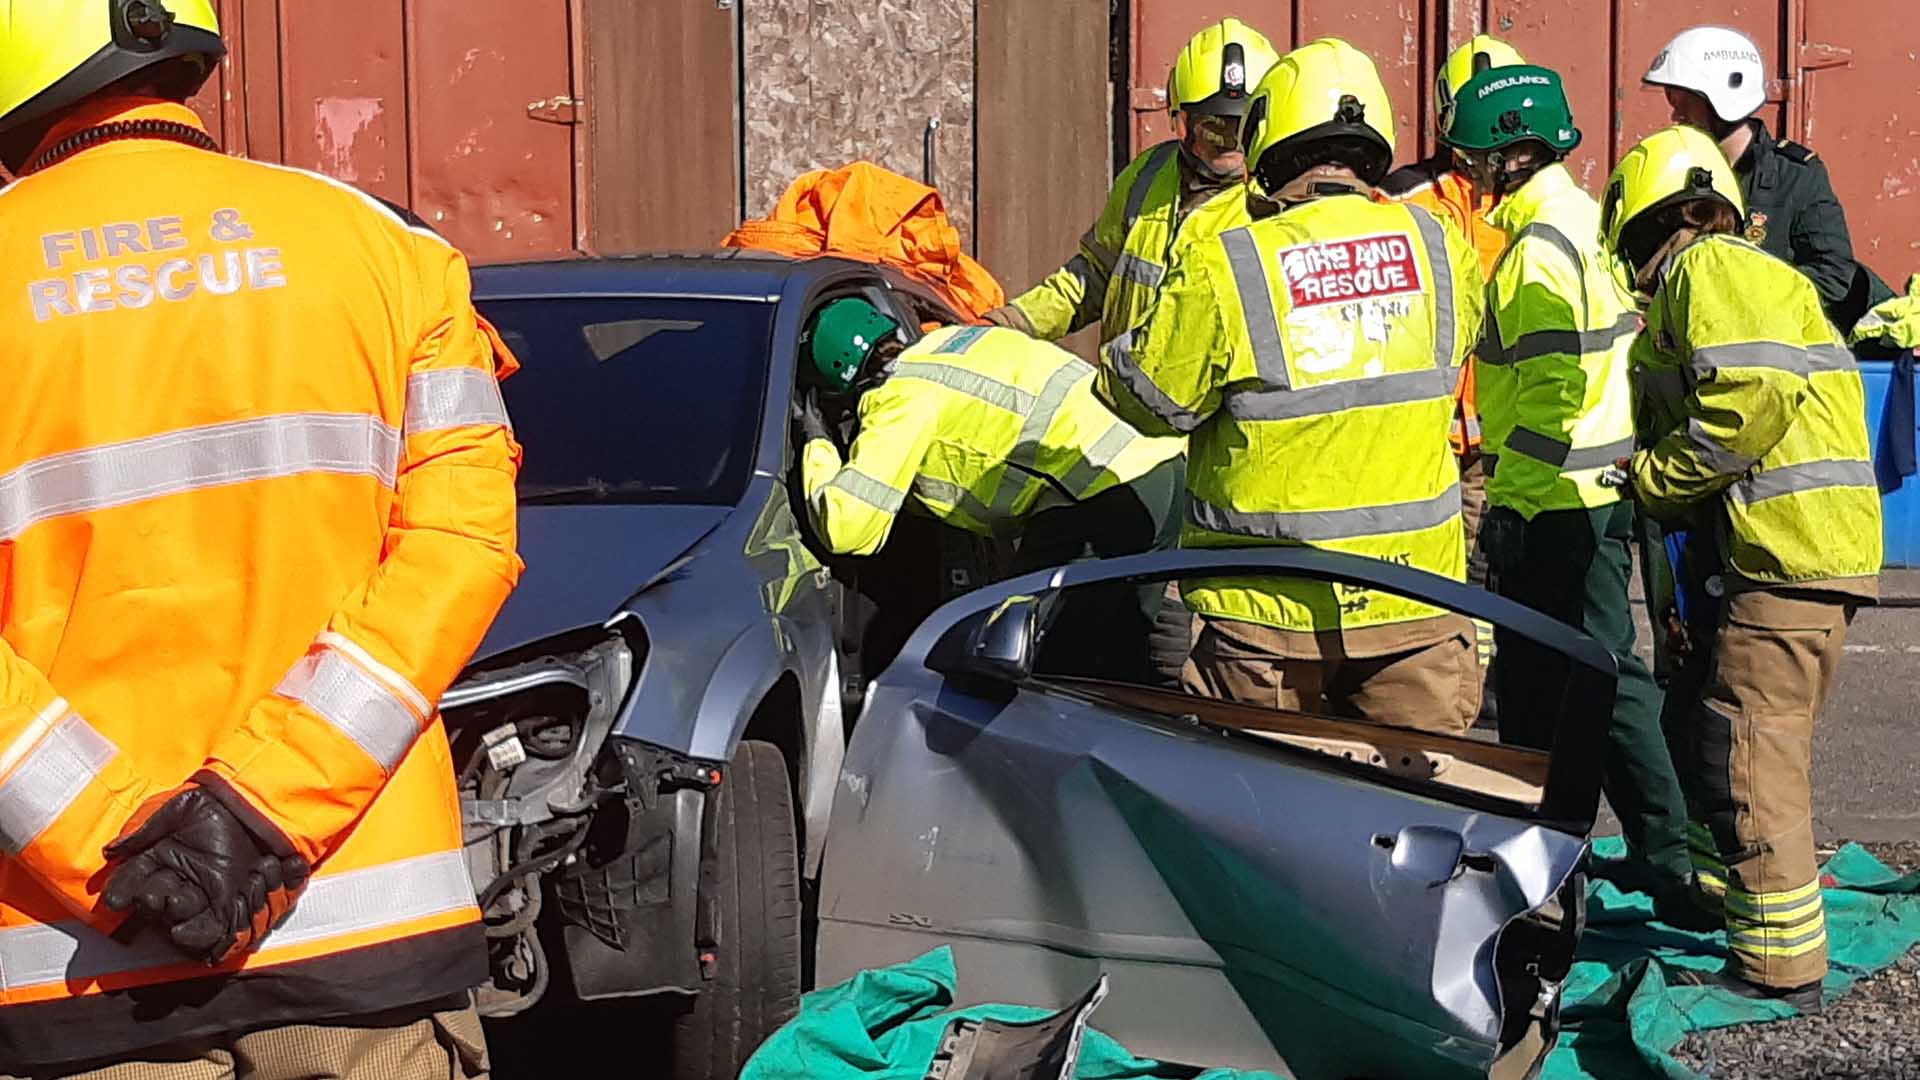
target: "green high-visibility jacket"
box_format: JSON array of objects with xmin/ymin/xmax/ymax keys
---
[
  {"xmin": 1630, "ymin": 234, "xmax": 1882, "ymax": 592},
  {"xmin": 1480, "ymin": 164, "xmax": 1642, "ymax": 519},
  {"xmin": 1010, "ymin": 142, "xmax": 1237, "ymax": 345},
  {"xmin": 801, "ymin": 325, "xmax": 1184, "ymax": 557},
  {"xmin": 1095, "ymin": 192, "xmax": 1487, "ymax": 633}
]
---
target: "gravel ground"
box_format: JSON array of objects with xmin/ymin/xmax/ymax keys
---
[{"xmin": 1672, "ymin": 841, "xmax": 1920, "ymax": 1079}]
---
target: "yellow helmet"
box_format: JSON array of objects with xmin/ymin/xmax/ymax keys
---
[
  {"xmin": 1435, "ymin": 34, "xmax": 1526, "ymax": 134},
  {"xmin": 1241, "ymin": 37, "xmax": 1396, "ymax": 197},
  {"xmin": 0, "ymin": 0, "xmax": 224, "ymax": 136},
  {"xmin": 1600, "ymin": 124, "xmax": 1745, "ymax": 261},
  {"xmin": 1167, "ymin": 17, "xmax": 1283, "ymax": 121}
]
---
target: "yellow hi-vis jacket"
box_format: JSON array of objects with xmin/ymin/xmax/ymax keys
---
[
  {"xmin": 1010, "ymin": 141, "xmax": 1227, "ymax": 345},
  {"xmin": 1480, "ymin": 164, "xmax": 1642, "ymax": 519},
  {"xmin": 1630, "ymin": 234, "xmax": 1882, "ymax": 593},
  {"xmin": 0, "ymin": 100, "xmax": 519, "ymax": 1065},
  {"xmin": 801, "ymin": 326, "xmax": 1184, "ymax": 556},
  {"xmin": 1096, "ymin": 193, "xmax": 1487, "ymax": 633}
]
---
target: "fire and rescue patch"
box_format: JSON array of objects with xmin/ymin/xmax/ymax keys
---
[{"xmin": 1277, "ymin": 232, "xmax": 1425, "ymax": 309}]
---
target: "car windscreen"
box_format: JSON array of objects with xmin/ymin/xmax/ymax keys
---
[{"xmin": 474, "ymin": 296, "xmax": 774, "ymax": 507}]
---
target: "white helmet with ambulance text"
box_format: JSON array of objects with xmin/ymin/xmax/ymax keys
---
[{"xmin": 1643, "ymin": 25, "xmax": 1766, "ymax": 123}]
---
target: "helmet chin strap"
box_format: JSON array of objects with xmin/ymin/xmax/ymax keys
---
[{"xmin": 1178, "ymin": 136, "xmax": 1239, "ymax": 187}]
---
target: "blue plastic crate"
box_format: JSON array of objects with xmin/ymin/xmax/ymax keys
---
[{"xmin": 1859, "ymin": 355, "xmax": 1920, "ymax": 567}]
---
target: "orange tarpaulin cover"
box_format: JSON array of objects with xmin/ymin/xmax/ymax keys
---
[{"xmin": 723, "ymin": 161, "xmax": 1005, "ymax": 322}]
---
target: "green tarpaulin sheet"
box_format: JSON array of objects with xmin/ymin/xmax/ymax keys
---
[
  {"xmin": 744, "ymin": 838, "xmax": 1918, "ymax": 1080},
  {"xmin": 739, "ymin": 945, "xmax": 1282, "ymax": 1080},
  {"xmin": 1542, "ymin": 836, "xmax": 1920, "ymax": 1080}
]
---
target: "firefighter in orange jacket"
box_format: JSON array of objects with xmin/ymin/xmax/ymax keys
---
[
  {"xmin": 0, "ymin": 3, "xmax": 520, "ymax": 1076},
  {"xmin": 1378, "ymin": 33, "xmax": 1527, "ymax": 693}
]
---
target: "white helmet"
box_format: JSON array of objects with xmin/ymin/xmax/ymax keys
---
[{"xmin": 1643, "ymin": 26, "xmax": 1767, "ymax": 123}]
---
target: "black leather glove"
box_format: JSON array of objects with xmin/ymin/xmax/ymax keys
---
[
  {"xmin": 792, "ymin": 387, "xmax": 833, "ymax": 444},
  {"xmin": 1477, "ymin": 505, "xmax": 1528, "ymax": 578},
  {"xmin": 102, "ymin": 781, "xmax": 310, "ymax": 966}
]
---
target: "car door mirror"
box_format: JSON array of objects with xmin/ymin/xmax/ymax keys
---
[
  {"xmin": 929, "ymin": 593, "xmax": 1042, "ymax": 684},
  {"xmin": 967, "ymin": 594, "xmax": 1040, "ymax": 682}
]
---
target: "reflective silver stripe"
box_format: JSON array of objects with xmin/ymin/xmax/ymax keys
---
[
  {"xmin": 911, "ymin": 474, "xmax": 995, "ymax": 524},
  {"xmin": 1484, "ymin": 312, "xmax": 1641, "ymax": 366},
  {"xmin": 1459, "ymin": 416, "xmax": 1483, "ymax": 439},
  {"xmin": 0, "ymin": 850, "xmax": 474, "ymax": 992},
  {"xmin": 1220, "ymin": 226, "xmax": 1288, "ymax": 389},
  {"xmin": 276, "ymin": 646, "xmax": 424, "ymax": 774},
  {"xmin": 1112, "ymin": 253, "xmax": 1167, "ymax": 289},
  {"xmin": 1106, "ymin": 330, "xmax": 1207, "ymax": 433},
  {"xmin": 1563, "ymin": 437, "xmax": 1636, "ymax": 471},
  {"xmin": 404, "ymin": 368, "xmax": 509, "ymax": 437},
  {"xmin": 0, "ymin": 713, "xmax": 116, "ymax": 854},
  {"xmin": 991, "ymin": 356, "xmax": 1092, "ymax": 514},
  {"xmin": 1123, "ymin": 143, "xmax": 1179, "ymax": 233},
  {"xmin": 1059, "ymin": 422, "xmax": 1142, "ymax": 496},
  {"xmin": 1687, "ymin": 418, "xmax": 1761, "ymax": 474},
  {"xmin": 1080, "ymin": 230, "xmax": 1119, "ymax": 277},
  {"xmin": 1223, "ymin": 368, "xmax": 1447, "ymax": 422},
  {"xmin": 1503, "ymin": 221, "xmax": 1589, "ymax": 317},
  {"xmin": 1405, "ymin": 205, "xmax": 1456, "ymax": 373},
  {"xmin": 930, "ymin": 326, "xmax": 991, "ymax": 356},
  {"xmin": 1731, "ymin": 459, "xmax": 1876, "ymax": 504},
  {"xmin": 1809, "ymin": 344, "xmax": 1858, "ymax": 372},
  {"xmin": 891, "ymin": 362, "xmax": 1032, "ymax": 413},
  {"xmin": 0, "ymin": 413, "xmax": 401, "ymax": 544},
  {"xmin": 828, "ymin": 469, "xmax": 907, "ymax": 514},
  {"xmin": 1728, "ymin": 922, "xmax": 1828, "ymax": 952},
  {"xmin": 1691, "ymin": 342, "xmax": 1811, "ymax": 378},
  {"xmin": 1190, "ymin": 482, "xmax": 1461, "ymax": 543}
]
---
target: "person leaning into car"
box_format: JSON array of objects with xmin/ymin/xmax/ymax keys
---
[{"xmin": 791, "ymin": 298, "xmax": 1186, "ymax": 686}]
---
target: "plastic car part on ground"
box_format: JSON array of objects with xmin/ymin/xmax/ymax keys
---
[
  {"xmin": 1540, "ymin": 836, "xmax": 1920, "ymax": 1079},
  {"xmin": 722, "ymin": 160, "xmax": 1008, "ymax": 322},
  {"xmin": 738, "ymin": 944, "xmax": 1283, "ymax": 1080}
]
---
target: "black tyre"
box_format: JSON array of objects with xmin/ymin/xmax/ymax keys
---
[{"xmin": 672, "ymin": 738, "xmax": 803, "ymax": 1079}]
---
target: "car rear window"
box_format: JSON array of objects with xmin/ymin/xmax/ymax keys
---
[{"xmin": 475, "ymin": 296, "xmax": 775, "ymax": 507}]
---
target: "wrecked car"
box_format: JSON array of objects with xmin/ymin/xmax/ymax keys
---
[
  {"xmin": 443, "ymin": 250, "xmax": 1613, "ymax": 1080},
  {"xmin": 443, "ymin": 252, "xmax": 996, "ymax": 1078}
]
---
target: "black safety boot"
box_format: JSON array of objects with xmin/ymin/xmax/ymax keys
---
[
  {"xmin": 1666, "ymin": 965, "xmax": 1825, "ymax": 1014},
  {"xmin": 1590, "ymin": 859, "xmax": 1724, "ymax": 932},
  {"xmin": 1649, "ymin": 882, "xmax": 1725, "ymax": 933}
]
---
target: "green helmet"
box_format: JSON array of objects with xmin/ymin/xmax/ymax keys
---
[
  {"xmin": 1439, "ymin": 63, "xmax": 1580, "ymax": 156},
  {"xmin": 803, "ymin": 298, "xmax": 900, "ymax": 394}
]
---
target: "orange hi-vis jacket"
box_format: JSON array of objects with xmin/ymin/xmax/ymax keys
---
[
  {"xmin": 0, "ymin": 99, "xmax": 522, "ymax": 1067},
  {"xmin": 1380, "ymin": 157, "xmax": 1509, "ymax": 455}
]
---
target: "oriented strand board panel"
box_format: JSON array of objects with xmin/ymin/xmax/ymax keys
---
[
  {"xmin": 978, "ymin": 0, "xmax": 1111, "ymax": 359},
  {"xmin": 745, "ymin": 0, "xmax": 976, "ymax": 247}
]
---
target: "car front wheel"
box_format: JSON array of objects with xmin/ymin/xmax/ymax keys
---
[{"xmin": 672, "ymin": 738, "xmax": 803, "ymax": 1078}]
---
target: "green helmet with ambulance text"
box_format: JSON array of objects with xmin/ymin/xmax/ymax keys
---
[
  {"xmin": 802, "ymin": 298, "xmax": 901, "ymax": 395},
  {"xmin": 1439, "ymin": 64, "xmax": 1581, "ymax": 156}
]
